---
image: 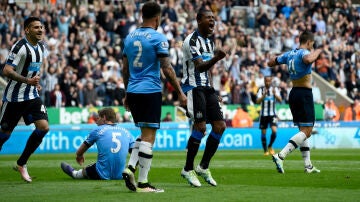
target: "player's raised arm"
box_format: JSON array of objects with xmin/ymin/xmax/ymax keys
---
[
  {"xmin": 268, "ymin": 55, "xmax": 280, "ymax": 67},
  {"xmin": 303, "ymin": 49, "xmax": 322, "ymax": 64},
  {"xmin": 193, "ymin": 49, "xmax": 226, "ymax": 72}
]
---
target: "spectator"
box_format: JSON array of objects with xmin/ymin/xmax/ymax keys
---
[
  {"xmin": 162, "ymin": 112, "xmax": 173, "ymax": 122},
  {"xmin": 42, "ymin": 66, "xmax": 59, "ymax": 107},
  {"xmin": 83, "ymin": 82, "xmax": 102, "ymax": 107},
  {"xmin": 343, "ymin": 99, "xmax": 360, "ymax": 121},
  {"xmin": 256, "ymin": 6, "xmax": 270, "ymax": 27},
  {"xmin": 232, "ymin": 106, "xmax": 253, "ymax": 128},
  {"xmin": 280, "ymin": 1, "xmax": 293, "ymax": 19},
  {"xmin": 323, "ymin": 98, "xmax": 340, "ymax": 121},
  {"xmin": 50, "ymin": 84, "xmax": 66, "ymax": 108},
  {"xmin": 161, "ymin": 0, "xmax": 178, "ymax": 23},
  {"xmin": 246, "ymin": 1, "xmax": 257, "ymax": 28},
  {"xmin": 114, "ymin": 79, "xmax": 125, "ymax": 106},
  {"xmin": 169, "ymin": 40, "xmax": 183, "ymax": 77},
  {"xmin": 104, "ymin": 76, "xmax": 117, "ymax": 106},
  {"xmin": 315, "ymin": 52, "xmax": 331, "ymax": 81},
  {"xmin": 312, "ymin": 81, "xmax": 323, "ymax": 104},
  {"xmin": 337, "ymin": 82, "xmax": 348, "ymax": 96},
  {"xmin": 67, "ymin": 85, "xmax": 79, "ymax": 107},
  {"xmin": 162, "ymin": 92, "xmax": 174, "ymax": 106},
  {"xmin": 57, "ymin": 15, "xmax": 71, "ymax": 37},
  {"xmin": 87, "ymin": 112, "xmax": 98, "ymax": 124}
]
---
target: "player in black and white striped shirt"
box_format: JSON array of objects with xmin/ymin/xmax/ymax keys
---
[
  {"xmin": 0, "ymin": 17, "xmax": 49, "ymax": 183},
  {"xmin": 180, "ymin": 8, "xmax": 226, "ymax": 187},
  {"xmin": 256, "ymin": 76, "xmax": 282, "ymax": 156}
]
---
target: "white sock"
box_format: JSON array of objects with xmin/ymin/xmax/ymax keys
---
[
  {"xmin": 138, "ymin": 141, "xmax": 153, "ymax": 183},
  {"xmin": 128, "ymin": 138, "xmax": 141, "ymax": 169},
  {"xmin": 300, "ymin": 138, "xmax": 312, "ymax": 168},
  {"xmin": 279, "ymin": 131, "xmax": 307, "ymax": 159},
  {"xmin": 73, "ymin": 169, "xmax": 85, "ymax": 179}
]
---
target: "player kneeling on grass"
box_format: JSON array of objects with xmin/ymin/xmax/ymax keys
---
[{"xmin": 61, "ymin": 107, "xmax": 134, "ymax": 180}]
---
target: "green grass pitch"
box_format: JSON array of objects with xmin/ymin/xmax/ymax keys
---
[{"xmin": 1, "ymin": 149, "xmax": 360, "ymax": 202}]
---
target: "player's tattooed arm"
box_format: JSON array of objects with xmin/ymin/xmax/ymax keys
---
[
  {"xmin": 2, "ymin": 64, "xmax": 28, "ymax": 84},
  {"xmin": 3, "ymin": 64, "xmax": 40, "ymax": 85},
  {"xmin": 160, "ymin": 56, "xmax": 187, "ymax": 107},
  {"xmin": 159, "ymin": 56, "xmax": 179, "ymax": 88}
]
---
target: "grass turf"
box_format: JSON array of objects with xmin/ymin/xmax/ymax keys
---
[{"xmin": 0, "ymin": 149, "xmax": 359, "ymax": 202}]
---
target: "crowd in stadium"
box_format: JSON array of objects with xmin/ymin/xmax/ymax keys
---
[{"xmin": 0, "ymin": 0, "xmax": 359, "ymax": 119}]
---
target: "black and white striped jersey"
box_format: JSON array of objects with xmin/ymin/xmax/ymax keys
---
[
  {"xmin": 256, "ymin": 86, "xmax": 281, "ymax": 116},
  {"xmin": 3, "ymin": 38, "xmax": 47, "ymax": 102},
  {"xmin": 181, "ymin": 30, "xmax": 214, "ymax": 92}
]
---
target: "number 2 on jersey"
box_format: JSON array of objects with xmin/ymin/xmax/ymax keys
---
[{"xmin": 133, "ymin": 40, "xmax": 143, "ymax": 68}]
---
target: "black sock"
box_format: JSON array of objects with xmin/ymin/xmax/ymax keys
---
[
  {"xmin": 200, "ymin": 134, "xmax": 220, "ymax": 169},
  {"xmin": 17, "ymin": 131, "xmax": 44, "ymax": 166},
  {"xmin": 184, "ymin": 136, "xmax": 201, "ymax": 171},
  {"xmin": 0, "ymin": 132, "xmax": 10, "ymax": 151},
  {"xmin": 261, "ymin": 134, "xmax": 267, "ymax": 152},
  {"xmin": 268, "ymin": 132, "xmax": 277, "ymax": 147}
]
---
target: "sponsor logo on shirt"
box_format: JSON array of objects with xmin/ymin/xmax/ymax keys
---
[
  {"xmin": 8, "ymin": 52, "xmax": 16, "ymax": 61},
  {"xmin": 28, "ymin": 62, "xmax": 41, "ymax": 71}
]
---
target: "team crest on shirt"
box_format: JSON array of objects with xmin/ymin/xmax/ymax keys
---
[
  {"xmin": 161, "ymin": 41, "xmax": 169, "ymax": 49},
  {"xmin": 190, "ymin": 46, "xmax": 197, "ymax": 54},
  {"xmin": 196, "ymin": 111, "xmax": 203, "ymax": 119},
  {"xmin": 8, "ymin": 52, "xmax": 16, "ymax": 61}
]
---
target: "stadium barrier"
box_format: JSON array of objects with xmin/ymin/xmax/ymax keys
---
[
  {"xmin": 46, "ymin": 104, "xmax": 325, "ymax": 125},
  {"xmin": 1, "ymin": 121, "xmax": 359, "ymax": 154}
]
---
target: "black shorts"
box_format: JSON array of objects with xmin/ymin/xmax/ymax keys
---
[
  {"xmin": 127, "ymin": 92, "xmax": 162, "ymax": 129},
  {"xmin": 0, "ymin": 97, "xmax": 48, "ymax": 131},
  {"xmin": 288, "ymin": 87, "xmax": 315, "ymax": 127},
  {"xmin": 85, "ymin": 163, "xmax": 101, "ymax": 180},
  {"xmin": 259, "ymin": 115, "xmax": 277, "ymax": 129},
  {"xmin": 186, "ymin": 87, "xmax": 224, "ymax": 123}
]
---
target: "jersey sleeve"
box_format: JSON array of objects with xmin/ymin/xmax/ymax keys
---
[
  {"xmin": 300, "ymin": 49, "xmax": 310, "ymax": 60},
  {"xmin": 155, "ymin": 33, "xmax": 169, "ymax": 57},
  {"xmin": 276, "ymin": 52, "xmax": 289, "ymax": 65},
  {"xmin": 128, "ymin": 134, "xmax": 135, "ymax": 149},
  {"xmin": 6, "ymin": 44, "xmax": 25, "ymax": 68},
  {"xmin": 84, "ymin": 128, "xmax": 99, "ymax": 146},
  {"xmin": 189, "ymin": 39, "xmax": 201, "ymax": 61}
]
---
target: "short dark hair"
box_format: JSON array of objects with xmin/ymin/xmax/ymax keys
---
[
  {"xmin": 98, "ymin": 107, "xmax": 117, "ymax": 123},
  {"xmin": 142, "ymin": 1, "xmax": 161, "ymax": 19},
  {"xmin": 299, "ymin": 30, "xmax": 314, "ymax": 45},
  {"xmin": 196, "ymin": 8, "xmax": 212, "ymax": 21},
  {"xmin": 24, "ymin": 16, "xmax": 41, "ymax": 29}
]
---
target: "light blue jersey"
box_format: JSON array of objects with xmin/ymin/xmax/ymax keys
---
[
  {"xmin": 276, "ymin": 48, "xmax": 312, "ymax": 80},
  {"xmin": 123, "ymin": 27, "xmax": 169, "ymax": 94},
  {"xmin": 85, "ymin": 124, "xmax": 134, "ymax": 180}
]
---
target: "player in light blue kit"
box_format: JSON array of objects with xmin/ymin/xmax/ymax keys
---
[
  {"xmin": 121, "ymin": 1, "xmax": 186, "ymax": 193},
  {"xmin": 268, "ymin": 30, "xmax": 321, "ymax": 174},
  {"xmin": 60, "ymin": 107, "xmax": 134, "ymax": 180}
]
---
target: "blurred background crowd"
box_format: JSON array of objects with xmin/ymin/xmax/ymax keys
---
[{"xmin": 0, "ymin": 0, "xmax": 359, "ymax": 121}]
